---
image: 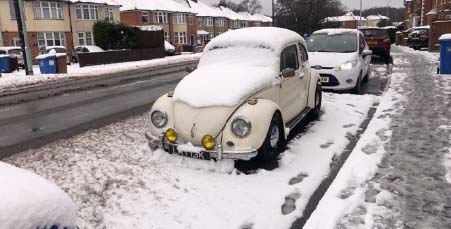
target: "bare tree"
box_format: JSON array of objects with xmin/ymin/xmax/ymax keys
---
[{"xmin": 218, "ymin": 0, "xmax": 262, "ymax": 14}]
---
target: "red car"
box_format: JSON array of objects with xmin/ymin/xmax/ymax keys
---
[{"xmin": 359, "ymin": 28, "xmax": 391, "ymax": 59}]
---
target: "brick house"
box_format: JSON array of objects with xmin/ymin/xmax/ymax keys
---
[
  {"xmin": 118, "ymin": 0, "xmax": 197, "ymax": 53},
  {"xmin": 323, "ymin": 12, "xmax": 366, "ymax": 29},
  {"xmin": 0, "ymin": 0, "xmax": 120, "ymax": 61},
  {"xmin": 424, "ymin": 0, "xmax": 451, "ymax": 23}
]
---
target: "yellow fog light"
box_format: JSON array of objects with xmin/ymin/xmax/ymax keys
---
[
  {"xmin": 165, "ymin": 128, "xmax": 178, "ymax": 143},
  {"xmin": 202, "ymin": 135, "xmax": 216, "ymax": 150}
]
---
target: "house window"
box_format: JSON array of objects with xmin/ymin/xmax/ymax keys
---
[
  {"xmin": 9, "ymin": 0, "xmax": 16, "ymax": 19},
  {"xmin": 10, "ymin": 37, "xmax": 21, "ymax": 46},
  {"xmin": 173, "ymin": 13, "xmax": 186, "ymax": 24},
  {"xmin": 105, "ymin": 7, "xmax": 113, "ymax": 21},
  {"xmin": 78, "ymin": 32, "xmax": 94, "ymax": 46},
  {"xmin": 254, "ymin": 22, "xmax": 261, "ymax": 27},
  {"xmin": 205, "ymin": 17, "xmax": 213, "ymax": 26},
  {"xmin": 37, "ymin": 32, "xmax": 66, "ymax": 52},
  {"xmin": 240, "ymin": 21, "xmax": 247, "ymax": 28},
  {"xmin": 75, "ymin": 4, "xmax": 98, "ymax": 20},
  {"xmin": 215, "ymin": 18, "xmax": 226, "ymax": 27},
  {"xmin": 197, "ymin": 18, "xmax": 202, "ymax": 26},
  {"xmin": 33, "ymin": 1, "xmax": 63, "ymax": 19},
  {"xmin": 153, "ymin": 12, "xmax": 168, "ymax": 24},
  {"xmin": 234, "ymin": 20, "xmax": 239, "ymax": 28},
  {"xmin": 142, "ymin": 11, "xmax": 149, "ymax": 23},
  {"xmin": 164, "ymin": 32, "xmax": 170, "ymax": 41},
  {"xmin": 174, "ymin": 32, "xmax": 187, "ymax": 44}
]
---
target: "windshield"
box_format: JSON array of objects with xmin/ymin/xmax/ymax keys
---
[
  {"xmin": 307, "ymin": 33, "xmax": 357, "ymax": 53},
  {"xmin": 361, "ymin": 29, "xmax": 387, "ymax": 38},
  {"xmin": 47, "ymin": 48, "xmax": 66, "ymax": 53},
  {"xmin": 8, "ymin": 49, "xmax": 22, "ymax": 55},
  {"xmin": 413, "ymin": 29, "xmax": 429, "ymax": 34}
]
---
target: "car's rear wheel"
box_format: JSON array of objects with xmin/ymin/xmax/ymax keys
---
[
  {"xmin": 256, "ymin": 112, "xmax": 285, "ymax": 163},
  {"xmin": 71, "ymin": 57, "xmax": 77, "ymax": 64},
  {"xmin": 309, "ymin": 81, "xmax": 322, "ymax": 120}
]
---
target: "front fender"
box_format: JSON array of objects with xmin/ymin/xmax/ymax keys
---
[
  {"xmin": 149, "ymin": 93, "xmax": 174, "ymax": 136},
  {"xmin": 307, "ymin": 70, "xmax": 320, "ymax": 108},
  {"xmin": 221, "ymin": 99, "xmax": 283, "ymax": 152}
]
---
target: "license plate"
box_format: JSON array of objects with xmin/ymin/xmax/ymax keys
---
[
  {"xmin": 367, "ymin": 41, "xmax": 377, "ymax": 45},
  {"xmin": 320, "ymin": 76, "xmax": 329, "ymax": 83},
  {"xmin": 167, "ymin": 145, "xmax": 211, "ymax": 160}
]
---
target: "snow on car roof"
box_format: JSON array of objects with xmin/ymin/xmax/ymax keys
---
[
  {"xmin": 205, "ymin": 27, "xmax": 303, "ymax": 54},
  {"xmin": 0, "ymin": 46, "xmax": 21, "ymax": 51},
  {"xmin": 0, "ymin": 162, "xmax": 77, "ymax": 229},
  {"xmin": 174, "ymin": 27, "xmax": 300, "ymax": 107},
  {"xmin": 76, "ymin": 45, "xmax": 104, "ymax": 52},
  {"xmin": 313, "ymin": 28, "xmax": 361, "ymax": 36}
]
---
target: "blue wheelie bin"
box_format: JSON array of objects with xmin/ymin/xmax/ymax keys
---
[
  {"xmin": 439, "ymin": 34, "xmax": 451, "ymax": 74},
  {"xmin": 0, "ymin": 55, "xmax": 12, "ymax": 73},
  {"xmin": 37, "ymin": 54, "xmax": 57, "ymax": 74}
]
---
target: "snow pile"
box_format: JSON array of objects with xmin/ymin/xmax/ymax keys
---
[
  {"xmin": 5, "ymin": 92, "xmax": 377, "ymax": 228},
  {"xmin": 439, "ymin": 34, "xmax": 451, "ymax": 41},
  {"xmin": 205, "ymin": 27, "xmax": 302, "ymax": 53},
  {"xmin": 0, "ymin": 162, "xmax": 77, "ymax": 229},
  {"xmin": 0, "ymin": 53, "xmax": 201, "ymax": 92},
  {"xmin": 173, "ymin": 47, "xmax": 278, "ymax": 107}
]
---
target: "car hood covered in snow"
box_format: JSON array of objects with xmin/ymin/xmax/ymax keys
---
[
  {"xmin": 173, "ymin": 47, "xmax": 279, "ymax": 108},
  {"xmin": 0, "ymin": 162, "xmax": 77, "ymax": 229},
  {"xmin": 308, "ymin": 52, "xmax": 357, "ymax": 68}
]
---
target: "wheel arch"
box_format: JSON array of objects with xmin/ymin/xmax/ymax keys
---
[{"xmin": 307, "ymin": 70, "xmax": 321, "ymax": 108}]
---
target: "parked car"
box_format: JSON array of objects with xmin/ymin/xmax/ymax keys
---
[
  {"xmin": 45, "ymin": 46, "xmax": 71, "ymax": 65},
  {"xmin": 145, "ymin": 27, "xmax": 322, "ymax": 163},
  {"xmin": 407, "ymin": 26, "xmax": 430, "ymax": 50},
  {"xmin": 359, "ymin": 27, "xmax": 391, "ymax": 59},
  {"xmin": 0, "ymin": 46, "xmax": 24, "ymax": 67},
  {"xmin": 0, "ymin": 162, "xmax": 77, "ymax": 229},
  {"xmin": 306, "ymin": 29, "xmax": 372, "ymax": 94},
  {"xmin": 165, "ymin": 41, "xmax": 176, "ymax": 56},
  {"xmin": 71, "ymin": 45, "xmax": 104, "ymax": 63}
]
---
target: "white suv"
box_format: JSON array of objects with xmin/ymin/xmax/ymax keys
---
[{"xmin": 306, "ymin": 29, "xmax": 372, "ymax": 94}]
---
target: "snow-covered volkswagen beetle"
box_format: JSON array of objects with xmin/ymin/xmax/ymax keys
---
[{"xmin": 146, "ymin": 27, "xmax": 322, "ymax": 162}]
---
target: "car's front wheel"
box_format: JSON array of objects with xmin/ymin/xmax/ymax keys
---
[
  {"xmin": 309, "ymin": 81, "xmax": 322, "ymax": 120},
  {"xmin": 352, "ymin": 73, "xmax": 362, "ymax": 94},
  {"xmin": 256, "ymin": 112, "xmax": 285, "ymax": 163}
]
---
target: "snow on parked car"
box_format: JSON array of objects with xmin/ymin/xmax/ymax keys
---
[
  {"xmin": 0, "ymin": 46, "xmax": 24, "ymax": 67},
  {"xmin": 146, "ymin": 27, "xmax": 322, "ymax": 163},
  {"xmin": 307, "ymin": 29, "xmax": 372, "ymax": 94},
  {"xmin": 71, "ymin": 45, "xmax": 104, "ymax": 63},
  {"xmin": 0, "ymin": 162, "xmax": 77, "ymax": 229}
]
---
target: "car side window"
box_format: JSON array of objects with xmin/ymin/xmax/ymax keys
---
[
  {"xmin": 280, "ymin": 45, "xmax": 299, "ymax": 72},
  {"xmin": 0, "ymin": 50, "xmax": 6, "ymax": 55},
  {"xmin": 298, "ymin": 43, "xmax": 309, "ymax": 62}
]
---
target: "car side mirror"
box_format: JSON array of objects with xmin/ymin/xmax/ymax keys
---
[
  {"xmin": 281, "ymin": 68, "xmax": 296, "ymax": 78},
  {"xmin": 186, "ymin": 66, "xmax": 196, "ymax": 73},
  {"xmin": 362, "ymin": 50, "xmax": 373, "ymax": 57}
]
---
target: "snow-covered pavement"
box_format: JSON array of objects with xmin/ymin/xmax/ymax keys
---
[
  {"xmin": 4, "ymin": 91, "xmax": 378, "ymax": 228},
  {"xmin": 308, "ymin": 46, "xmax": 451, "ymax": 228}
]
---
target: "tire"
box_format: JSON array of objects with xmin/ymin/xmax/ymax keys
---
[
  {"xmin": 352, "ymin": 74, "xmax": 362, "ymax": 94},
  {"xmin": 309, "ymin": 81, "xmax": 322, "ymax": 120},
  {"xmin": 256, "ymin": 113, "xmax": 285, "ymax": 163},
  {"xmin": 363, "ymin": 65, "xmax": 370, "ymax": 83},
  {"xmin": 71, "ymin": 57, "xmax": 77, "ymax": 64}
]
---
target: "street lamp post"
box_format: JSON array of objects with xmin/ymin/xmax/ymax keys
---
[
  {"xmin": 272, "ymin": 0, "xmax": 275, "ymax": 26},
  {"xmin": 359, "ymin": 0, "xmax": 363, "ymax": 27}
]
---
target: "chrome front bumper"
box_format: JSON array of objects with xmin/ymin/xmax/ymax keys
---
[{"xmin": 145, "ymin": 132, "xmax": 258, "ymax": 161}]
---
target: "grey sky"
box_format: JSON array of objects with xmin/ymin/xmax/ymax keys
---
[{"xmin": 202, "ymin": 0, "xmax": 404, "ymax": 15}]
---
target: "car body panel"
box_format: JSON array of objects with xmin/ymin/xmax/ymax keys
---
[
  {"xmin": 407, "ymin": 27, "xmax": 430, "ymax": 49},
  {"xmin": 360, "ymin": 28, "xmax": 391, "ymax": 56}
]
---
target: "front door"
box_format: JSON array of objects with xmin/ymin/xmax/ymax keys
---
[{"xmin": 279, "ymin": 44, "xmax": 307, "ymax": 122}]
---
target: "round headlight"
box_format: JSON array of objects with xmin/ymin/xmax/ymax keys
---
[
  {"xmin": 151, "ymin": 110, "xmax": 167, "ymax": 128},
  {"xmin": 202, "ymin": 135, "xmax": 216, "ymax": 150},
  {"xmin": 165, "ymin": 128, "xmax": 178, "ymax": 143},
  {"xmin": 231, "ymin": 117, "xmax": 251, "ymax": 138}
]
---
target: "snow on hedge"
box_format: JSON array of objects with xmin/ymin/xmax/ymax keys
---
[
  {"xmin": 174, "ymin": 27, "xmax": 302, "ymax": 107},
  {"xmin": 0, "ymin": 162, "xmax": 77, "ymax": 229},
  {"xmin": 0, "ymin": 54, "xmax": 201, "ymax": 92}
]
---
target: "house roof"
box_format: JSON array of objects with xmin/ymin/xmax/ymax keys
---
[
  {"xmin": 69, "ymin": 0, "xmax": 121, "ymax": 6},
  {"xmin": 324, "ymin": 12, "xmax": 366, "ymax": 22},
  {"xmin": 177, "ymin": 0, "xmax": 222, "ymax": 17},
  {"xmin": 366, "ymin": 14, "xmax": 390, "ymax": 21},
  {"xmin": 116, "ymin": 0, "xmax": 193, "ymax": 13}
]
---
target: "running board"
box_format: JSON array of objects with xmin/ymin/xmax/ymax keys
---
[{"xmin": 286, "ymin": 108, "xmax": 311, "ymax": 129}]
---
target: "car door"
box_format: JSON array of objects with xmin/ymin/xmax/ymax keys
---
[{"xmin": 279, "ymin": 44, "xmax": 306, "ymax": 122}]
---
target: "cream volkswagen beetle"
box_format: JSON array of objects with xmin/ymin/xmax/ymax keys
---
[{"xmin": 146, "ymin": 27, "xmax": 322, "ymax": 162}]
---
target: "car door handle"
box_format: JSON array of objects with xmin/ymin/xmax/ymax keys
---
[{"xmin": 299, "ymin": 73, "xmax": 305, "ymax": 79}]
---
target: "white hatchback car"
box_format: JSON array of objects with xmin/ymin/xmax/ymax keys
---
[
  {"xmin": 306, "ymin": 29, "xmax": 372, "ymax": 93},
  {"xmin": 146, "ymin": 27, "xmax": 322, "ymax": 163}
]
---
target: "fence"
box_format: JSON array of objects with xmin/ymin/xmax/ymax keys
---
[
  {"xmin": 78, "ymin": 47, "xmax": 165, "ymax": 67},
  {"xmin": 430, "ymin": 21, "xmax": 451, "ymax": 51}
]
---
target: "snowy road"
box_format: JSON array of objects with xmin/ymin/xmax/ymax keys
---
[{"xmin": 4, "ymin": 91, "xmax": 378, "ymax": 228}]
